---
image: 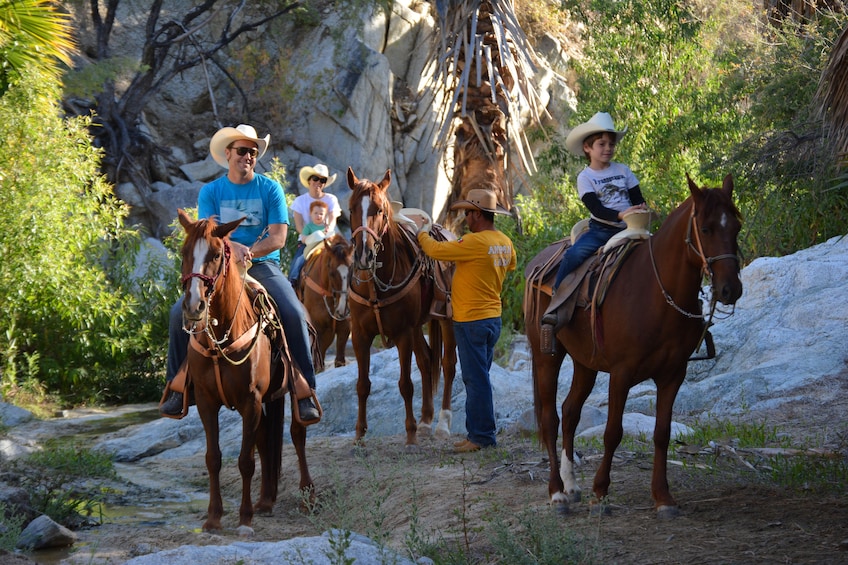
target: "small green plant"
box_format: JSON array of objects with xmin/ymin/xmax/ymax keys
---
[
  {"xmin": 0, "ymin": 501, "xmax": 26, "ymax": 552},
  {"xmin": 681, "ymin": 416, "xmax": 790, "ymax": 449},
  {"xmin": 17, "ymin": 443, "xmax": 115, "ymax": 528},
  {"xmin": 763, "ymin": 455, "xmax": 848, "ymax": 493},
  {"xmin": 488, "ymin": 506, "xmax": 597, "ymax": 564}
]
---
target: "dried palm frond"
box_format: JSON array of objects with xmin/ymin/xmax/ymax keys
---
[
  {"xmin": 425, "ymin": 0, "xmax": 549, "ymax": 226},
  {"xmin": 815, "ymin": 21, "xmax": 848, "ymax": 162}
]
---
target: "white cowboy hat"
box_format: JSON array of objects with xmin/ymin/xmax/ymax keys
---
[
  {"xmin": 209, "ymin": 124, "xmax": 270, "ymax": 168},
  {"xmin": 449, "ymin": 188, "xmax": 510, "ymax": 215},
  {"xmin": 390, "ymin": 201, "xmax": 432, "ymax": 228},
  {"xmin": 565, "ymin": 112, "xmax": 627, "ymax": 156},
  {"xmin": 299, "ymin": 164, "xmax": 338, "ymax": 189},
  {"xmin": 603, "ymin": 209, "xmax": 652, "ymax": 253},
  {"xmin": 303, "ymin": 231, "xmax": 328, "ymax": 260}
]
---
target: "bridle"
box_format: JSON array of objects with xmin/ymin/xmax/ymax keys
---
[
  {"xmin": 302, "ymin": 249, "xmax": 351, "ymax": 322},
  {"xmin": 181, "ymin": 239, "xmax": 231, "ymax": 300},
  {"xmin": 180, "ymin": 238, "xmax": 267, "ymax": 364},
  {"xmin": 649, "ymin": 203, "xmax": 740, "ymax": 320},
  {"xmin": 350, "ymin": 198, "xmax": 423, "ymax": 291}
]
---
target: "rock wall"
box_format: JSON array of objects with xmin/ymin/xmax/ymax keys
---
[{"xmin": 72, "ymin": 1, "xmax": 573, "ymax": 240}]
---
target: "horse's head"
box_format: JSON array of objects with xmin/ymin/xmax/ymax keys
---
[
  {"xmin": 686, "ymin": 174, "xmax": 743, "ymax": 305},
  {"xmin": 347, "ymin": 167, "xmax": 393, "ymax": 271},
  {"xmin": 323, "ymin": 233, "xmax": 354, "ymax": 318},
  {"xmin": 177, "ymin": 208, "xmax": 245, "ymax": 330}
]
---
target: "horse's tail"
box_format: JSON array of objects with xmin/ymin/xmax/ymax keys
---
[{"xmin": 427, "ymin": 319, "xmax": 443, "ymax": 394}]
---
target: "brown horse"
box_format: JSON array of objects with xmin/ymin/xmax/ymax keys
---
[
  {"xmin": 524, "ymin": 175, "xmax": 743, "ymax": 517},
  {"xmin": 347, "ymin": 168, "xmax": 458, "ymax": 447},
  {"xmin": 177, "ymin": 209, "xmax": 313, "ymax": 533},
  {"xmin": 296, "ymin": 233, "xmax": 353, "ymax": 370}
]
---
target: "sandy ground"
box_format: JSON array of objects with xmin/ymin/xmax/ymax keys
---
[{"xmin": 10, "ymin": 373, "xmax": 846, "ymax": 565}]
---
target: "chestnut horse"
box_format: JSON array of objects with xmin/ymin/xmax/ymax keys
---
[
  {"xmin": 347, "ymin": 168, "xmax": 458, "ymax": 447},
  {"xmin": 177, "ymin": 209, "xmax": 313, "ymax": 533},
  {"xmin": 524, "ymin": 175, "xmax": 743, "ymax": 517},
  {"xmin": 296, "ymin": 233, "xmax": 354, "ymax": 369}
]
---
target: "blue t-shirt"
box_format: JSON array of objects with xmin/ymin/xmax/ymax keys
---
[{"xmin": 197, "ymin": 174, "xmax": 289, "ymax": 264}]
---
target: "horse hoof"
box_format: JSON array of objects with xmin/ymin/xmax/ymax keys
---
[
  {"xmin": 417, "ymin": 423, "xmax": 433, "ymax": 438},
  {"xmin": 237, "ymin": 525, "xmax": 255, "ymax": 538},
  {"xmin": 657, "ymin": 505, "xmax": 680, "ymax": 519},
  {"xmin": 434, "ymin": 426, "xmax": 450, "ymax": 440},
  {"xmin": 589, "ymin": 501, "xmax": 612, "ymax": 516},
  {"xmin": 404, "ymin": 443, "xmax": 421, "ymax": 454},
  {"xmin": 549, "ymin": 496, "xmax": 569, "ymax": 516}
]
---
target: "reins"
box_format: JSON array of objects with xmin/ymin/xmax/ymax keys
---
[
  {"xmin": 302, "ymin": 251, "xmax": 350, "ymax": 322},
  {"xmin": 648, "ymin": 203, "xmax": 739, "ymax": 320},
  {"xmin": 181, "ymin": 238, "xmax": 276, "ymax": 410},
  {"xmin": 349, "ymin": 216, "xmax": 425, "ymax": 345}
]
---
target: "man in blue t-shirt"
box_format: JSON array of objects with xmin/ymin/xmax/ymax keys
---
[{"xmin": 160, "ymin": 124, "xmax": 319, "ymax": 421}]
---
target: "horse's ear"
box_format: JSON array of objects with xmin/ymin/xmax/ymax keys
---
[
  {"xmin": 177, "ymin": 208, "xmax": 194, "ymax": 231},
  {"xmin": 347, "ymin": 167, "xmax": 358, "ymax": 188},
  {"xmin": 379, "ymin": 169, "xmax": 392, "ymax": 190},
  {"xmin": 722, "ymin": 173, "xmax": 734, "ymax": 198},
  {"xmin": 213, "ymin": 216, "xmax": 246, "ymax": 238},
  {"xmin": 686, "ymin": 173, "xmax": 704, "ymax": 203}
]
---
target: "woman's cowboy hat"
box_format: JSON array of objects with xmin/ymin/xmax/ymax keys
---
[
  {"xmin": 565, "ymin": 112, "xmax": 627, "ymax": 156},
  {"xmin": 450, "ymin": 188, "xmax": 510, "ymax": 215},
  {"xmin": 209, "ymin": 124, "xmax": 270, "ymax": 168},
  {"xmin": 299, "ymin": 164, "xmax": 338, "ymax": 189}
]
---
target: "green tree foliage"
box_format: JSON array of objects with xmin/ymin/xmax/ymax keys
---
[
  {"xmin": 0, "ymin": 68, "xmax": 173, "ymax": 405},
  {"xmin": 0, "ymin": 0, "xmax": 75, "ymax": 95},
  {"xmin": 530, "ymin": 1, "xmax": 848, "ymax": 262}
]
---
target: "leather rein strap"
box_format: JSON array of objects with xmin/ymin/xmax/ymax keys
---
[{"xmin": 349, "ymin": 224, "xmax": 425, "ymax": 346}]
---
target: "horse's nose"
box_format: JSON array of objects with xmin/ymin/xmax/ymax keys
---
[{"xmin": 717, "ymin": 280, "xmax": 743, "ymax": 305}]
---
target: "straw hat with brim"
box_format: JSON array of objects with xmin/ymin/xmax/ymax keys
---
[
  {"xmin": 450, "ymin": 188, "xmax": 510, "ymax": 215},
  {"xmin": 209, "ymin": 124, "xmax": 270, "ymax": 168},
  {"xmin": 565, "ymin": 112, "xmax": 627, "ymax": 156},
  {"xmin": 603, "ymin": 209, "xmax": 652, "ymax": 253},
  {"xmin": 390, "ymin": 201, "xmax": 431, "ymax": 227},
  {"xmin": 299, "ymin": 164, "xmax": 337, "ymax": 189},
  {"xmin": 303, "ymin": 231, "xmax": 328, "ymax": 259}
]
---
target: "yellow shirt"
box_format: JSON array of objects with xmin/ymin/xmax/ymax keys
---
[{"xmin": 418, "ymin": 229, "xmax": 516, "ymax": 322}]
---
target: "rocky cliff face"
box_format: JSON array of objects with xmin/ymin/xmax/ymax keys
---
[{"xmin": 70, "ymin": 1, "xmax": 573, "ymax": 240}]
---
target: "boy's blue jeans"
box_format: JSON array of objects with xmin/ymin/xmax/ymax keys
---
[
  {"xmin": 552, "ymin": 221, "xmax": 622, "ymax": 289},
  {"xmin": 453, "ymin": 317, "xmax": 501, "ymax": 448},
  {"xmin": 166, "ymin": 260, "xmax": 316, "ymax": 389}
]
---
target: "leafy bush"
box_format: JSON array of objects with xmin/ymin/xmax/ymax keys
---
[
  {"xmin": 541, "ymin": 1, "xmax": 848, "ymax": 260},
  {"xmin": 0, "ymin": 68, "xmax": 174, "ymax": 405}
]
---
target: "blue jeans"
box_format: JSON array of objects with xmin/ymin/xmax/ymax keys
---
[
  {"xmin": 289, "ymin": 243, "xmax": 306, "ymax": 282},
  {"xmin": 454, "ymin": 317, "xmax": 501, "ymax": 447},
  {"xmin": 552, "ymin": 220, "xmax": 622, "ymax": 289},
  {"xmin": 166, "ymin": 260, "xmax": 316, "ymax": 389}
]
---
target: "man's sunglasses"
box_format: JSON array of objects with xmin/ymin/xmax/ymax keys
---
[
  {"xmin": 231, "ymin": 146, "xmax": 259, "ymax": 158},
  {"xmin": 309, "ymin": 176, "xmax": 328, "ymax": 184}
]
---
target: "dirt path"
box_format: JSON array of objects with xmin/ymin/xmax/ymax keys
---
[{"xmin": 27, "ymin": 380, "xmax": 848, "ymax": 564}]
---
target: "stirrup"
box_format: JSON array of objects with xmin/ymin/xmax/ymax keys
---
[
  {"xmin": 540, "ymin": 324, "xmax": 557, "ymax": 356},
  {"xmin": 541, "ymin": 311, "xmax": 558, "ymax": 326}
]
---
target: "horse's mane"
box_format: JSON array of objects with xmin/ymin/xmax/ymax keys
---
[
  {"xmin": 181, "ymin": 217, "xmax": 214, "ymax": 256},
  {"xmin": 326, "ymin": 234, "xmax": 353, "ymax": 264}
]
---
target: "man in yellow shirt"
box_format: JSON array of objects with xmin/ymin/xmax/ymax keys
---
[{"xmin": 415, "ymin": 189, "xmax": 516, "ymax": 452}]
